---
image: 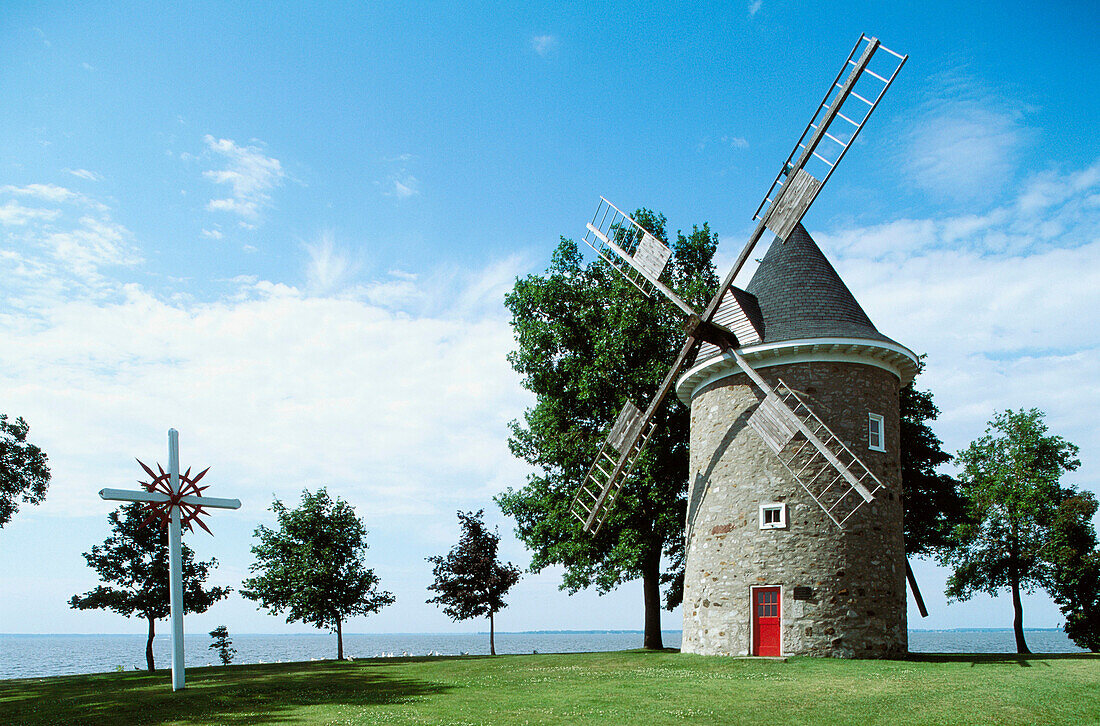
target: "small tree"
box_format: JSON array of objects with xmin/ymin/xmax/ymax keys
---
[
  {"xmin": 241, "ymin": 488, "xmax": 394, "ymax": 660},
  {"xmin": 427, "ymin": 510, "xmax": 521, "ymax": 655},
  {"xmin": 70, "ymin": 503, "xmax": 230, "ymax": 671},
  {"xmin": 941, "ymin": 408, "xmax": 1080, "ymax": 653},
  {"xmin": 0, "ymin": 414, "xmax": 51, "ymax": 528},
  {"xmin": 209, "ymin": 625, "xmax": 236, "ymax": 665}
]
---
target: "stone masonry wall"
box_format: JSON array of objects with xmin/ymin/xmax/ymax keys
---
[{"xmin": 680, "ymin": 360, "xmax": 907, "ymax": 658}]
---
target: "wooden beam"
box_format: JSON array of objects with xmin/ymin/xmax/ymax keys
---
[{"xmin": 906, "ymin": 560, "xmax": 929, "ymax": 618}]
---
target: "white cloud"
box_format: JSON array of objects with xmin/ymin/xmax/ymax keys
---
[
  {"xmin": 201, "ymin": 228, "xmax": 223, "ymax": 240},
  {"xmin": 2, "ymin": 183, "xmax": 88, "ymax": 206},
  {"xmin": 304, "ymin": 231, "xmax": 357, "ymax": 294},
  {"xmin": 0, "ymin": 260, "xmax": 532, "ymax": 521},
  {"xmin": 66, "ymin": 169, "xmax": 103, "ymax": 182},
  {"xmin": 202, "ymin": 135, "xmax": 285, "ymax": 221},
  {"xmin": 0, "ymin": 200, "xmax": 60, "ymax": 226},
  {"xmin": 723, "ymin": 135, "xmax": 749, "ymax": 149},
  {"xmin": 0, "ymin": 185, "xmax": 140, "ymax": 301},
  {"xmin": 903, "ymin": 75, "xmax": 1028, "ymax": 203},
  {"xmin": 748, "ymin": 0, "xmax": 762, "ymax": 16},
  {"xmin": 531, "ymin": 34, "xmax": 557, "ymax": 56},
  {"xmin": 391, "ymin": 176, "xmax": 418, "ymax": 198}
]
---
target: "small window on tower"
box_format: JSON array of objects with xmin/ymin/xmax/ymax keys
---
[
  {"xmin": 759, "ymin": 503, "xmax": 787, "ymax": 530},
  {"xmin": 868, "ymin": 413, "xmax": 886, "ymax": 452}
]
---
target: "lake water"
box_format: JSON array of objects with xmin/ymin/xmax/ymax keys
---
[{"xmin": 0, "ymin": 629, "xmax": 1087, "ymax": 680}]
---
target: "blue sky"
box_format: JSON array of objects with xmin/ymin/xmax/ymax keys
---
[{"xmin": 1, "ymin": 0, "xmax": 1098, "ymax": 641}]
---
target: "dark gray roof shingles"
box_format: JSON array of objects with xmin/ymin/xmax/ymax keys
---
[{"xmin": 743, "ymin": 224, "xmax": 899, "ymax": 346}]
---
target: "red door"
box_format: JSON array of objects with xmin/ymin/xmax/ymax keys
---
[{"xmin": 753, "ymin": 587, "xmax": 781, "ymax": 656}]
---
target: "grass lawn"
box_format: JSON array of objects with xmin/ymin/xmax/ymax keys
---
[{"xmin": 2, "ymin": 650, "xmax": 1098, "ymax": 725}]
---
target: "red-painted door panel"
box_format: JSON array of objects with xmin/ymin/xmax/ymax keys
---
[{"xmin": 753, "ymin": 587, "xmax": 781, "ymax": 656}]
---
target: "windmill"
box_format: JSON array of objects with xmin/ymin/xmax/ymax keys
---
[{"xmin": 567, "ymin": 35, "xmax": 924, "ymax": 657}]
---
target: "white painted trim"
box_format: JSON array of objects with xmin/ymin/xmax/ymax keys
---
[
  {"xmin": 759, "ymin": 502, "xmax": 787, "ymax": 529},
  {"xmin": 868, "ymin": 413, "xmax": 886, "ymax": 452},
  {"xmin": 676, "ymin": 336, "xmax": 920, "ymax": 406}
]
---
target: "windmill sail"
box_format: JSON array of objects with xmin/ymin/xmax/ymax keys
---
[
  {"xmin": 753, "ymin": 35, "xmax": 907, "ymax": 240},
  {"xmin": 570, "ymin": 400, "xmax": 656, "ymax": 533},
  {"xmin": 583, "ymin": 198, "xmax": 696, "ymax": 316},
  {"xmin": 732, "ymin": 352, "xmax": 884, "ymax": 527}
]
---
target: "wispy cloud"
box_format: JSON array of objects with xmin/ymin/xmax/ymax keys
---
[
  {"xmin": 748, "ymin": 0, "xmax": 762, "ymax": 16},
  {"xmin": 390, "ymin": 176, "xmax": 419, "ymax": 198},
  {"xmin": 202, "ymin": 135, "xmax": 285, "ymax": 221},
  {"xmin": 0, "ymin": 201, "xmax": 61, "ymax": 226},
  {"xmin": 1, "ymin": 183, "xmax": 103, "ymax": 208},
  {"xmin": 902, "ymin": 74, "xmax": 1029, "ymax": 204},
  {"xmin": 0, "ymin": 185, "xmax": 140, "ymax": 302},
  {"xmin": 66, "ymin": 169, "xmax": 103, "ymax": 182},
  {"xmin": 695, "ymin": 135, "xmax": 750, "ymax": 153},
  {"xmin": 304, "ymin": 230, "xmax": 357, "ymax": 294},
  {"xmin": 201, "ymin": 227, "xmax": 223, "ymax": 240},
  {"xmin": 531, "ymin": 34, "xmax": 557, "ymax": 56}
]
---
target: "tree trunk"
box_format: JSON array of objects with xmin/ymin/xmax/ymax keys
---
[
  {"xmin": 1011, "ymin": 573, "xmax": 1030, "ymax": 654},
  {"xmin": 145, "ymin": 616, "xmax": 156, "ymax": 672},
  {"xmin": 489, "ymin": 610, "xmax": 496, "ymax": 656},
  {"xmin": 642, "ymin": 547, "xmax": 664, "ymax": 650},
  {"xmin": 336, "ymin": 615, "xmax": 344, "ymax": 660}
]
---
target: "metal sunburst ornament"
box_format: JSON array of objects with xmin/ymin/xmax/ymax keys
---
[{"xmin": 135, "ymin": 459, "xmax": 215, "ymax": 534}]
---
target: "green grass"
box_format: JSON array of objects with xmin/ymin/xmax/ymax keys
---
[{"xmin": 2, "ymin": 650, "xmax": 1098, "ymax": 725}]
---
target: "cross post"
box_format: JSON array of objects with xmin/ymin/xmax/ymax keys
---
[{"xmin": 99, "ymin": 428, "xmax": 240, "ymax": 691}]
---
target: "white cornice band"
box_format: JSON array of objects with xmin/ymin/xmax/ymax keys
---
[{"xmin": 675, "ymin": 337, "xmax": 921, "ymax": 407}]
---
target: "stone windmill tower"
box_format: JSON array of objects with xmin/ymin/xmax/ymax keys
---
[
  {"xmin": 675, "ymin": 224, "xmax": 918, "ymax": 657},
  {"xmin": 566, "ymin": 35, "xmax": 923, "ymax": 657}
]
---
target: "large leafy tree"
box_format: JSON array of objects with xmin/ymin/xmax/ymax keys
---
[
  {"xmin": 0, "ymin": 414, "xmax": 51, "ymax": 528},
  {"xmin": 497, "ymin": 211, "xmax": 718, "ymax": 650},
  {"xmin": 941, "ymin": 408, "xmax": 1081, "ymax": 653},
  {"xmin": 426, "ymin": 509, "xmax": 522, "ymax": 655},
  {"xmin": 242, "ymin": 488, "xmax": 394, "ymax": 660},
  {"xmin": 899, "ymin": 360, "xmax": 968, "ymax": 557},
  {"xmin": 70, "ymin": 503, "xmax": 229, "ymax": 671}
]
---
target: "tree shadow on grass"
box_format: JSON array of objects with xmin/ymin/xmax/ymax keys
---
[
  {"xmin": 906, "ymin": 652, "xmax": 1098, "ymax": 668},
  {"xmin": 0, "ymin": 658, "xmax": 452, "ymax": 726}
]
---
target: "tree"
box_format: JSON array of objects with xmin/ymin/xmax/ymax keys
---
[
  {"xmin": 0, "ymin": 414, "xmax": 51, "ymax": 528},
  {"xmin": 497, "ymin": 211, "xmax": 718, "ymax": 650},
  {"xmin": 898, "ymin": 360, "xmax": 969, "ymax": 557},
  {"xmin": 241, "ymin": 488, "xmax": 394, "ymax": 660},
  {"xmin": 209, "ymin": 625, "xmax": 236, "ymax": 665},
  {"xmin": 426, "ymin": 509, "xmax": 522, "ymax": 655},
  {"xmin": 70, "ymin": 503, "xmax": 229, "ymax": 671},
  {"xmin": 1047, "ymin": 491, "xmax": 1100, "ymax": 652},
  {"xmin": 941, "ymin": 408, "xmax": 1080, "ymax": 653}
]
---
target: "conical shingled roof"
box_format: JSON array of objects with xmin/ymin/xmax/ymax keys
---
[{"xmin": 745, "ymin": 223, "xmax": 898, "ymax": 346}]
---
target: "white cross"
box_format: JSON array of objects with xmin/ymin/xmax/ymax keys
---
[{"xmin": 99, "ymin": 429, "xmax": 240, "ymax": 691}]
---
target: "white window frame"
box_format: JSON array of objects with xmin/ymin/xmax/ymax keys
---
[
  {"xmin": 868, "ymin": 412, "xmax": 886, "ymax": 452},
  {"xmin": 759, "ymin": 502, "xmax": 787, "ymax": 530}
]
